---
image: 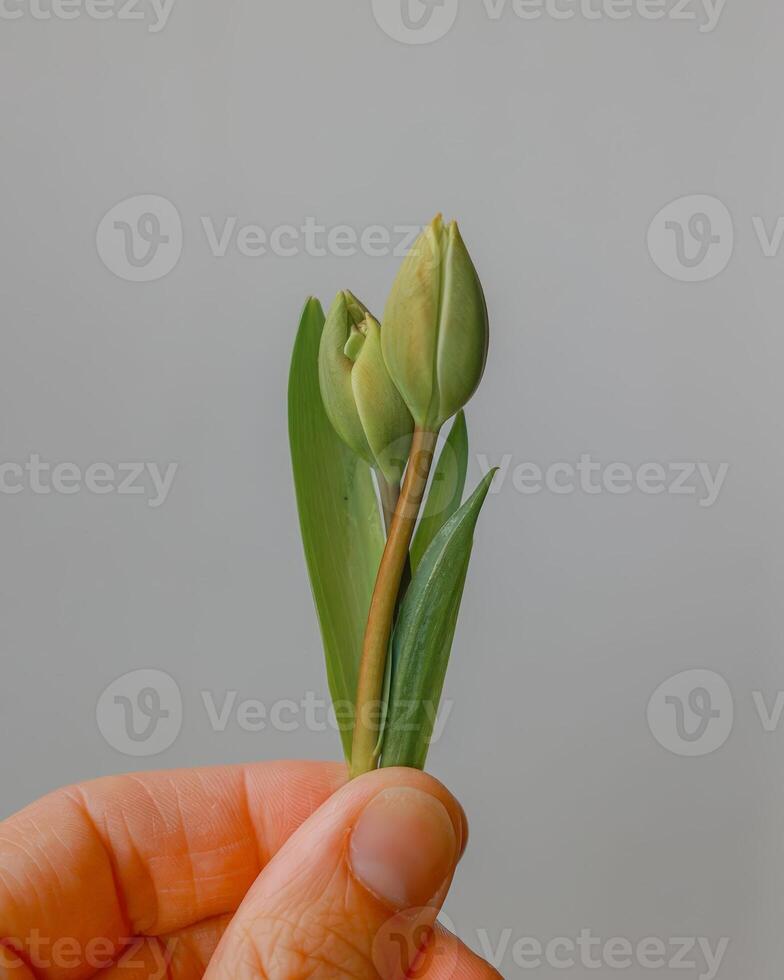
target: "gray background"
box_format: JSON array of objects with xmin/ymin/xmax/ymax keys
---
[{"xmin": 1, "ymin": 0, "xmax": 782, "ymax": 976}]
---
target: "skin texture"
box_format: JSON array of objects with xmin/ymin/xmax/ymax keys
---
[{"xmin": 0, "ymin": 762, "xmax": 501, "ymax": 979}]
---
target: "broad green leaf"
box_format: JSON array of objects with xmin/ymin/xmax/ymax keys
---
[
  {"xmin": 288, "ymin": 298, "xmax": 385, "ymax": 760},
  {"xmin": 410, "ymin": 411, "xmax": 468, "ymax": 572},
  {"xmin": 381, "ymin": 469, "xmax": 496, "ymax": 770}
]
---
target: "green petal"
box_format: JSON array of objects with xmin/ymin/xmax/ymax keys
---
[
  {"xmin": 381, "ymin": 219, "xmax": 441, "ymax": 428},
  {"xmin": 434, "ymin": 221, "xmax": 489, "ymax": 427},
  {"xmin": 318, "ymin": 291, "xmax": 374, "ymax": 465},
  {"xmin": 352, "ymin": 315, "xmax": 413, "ymax": 485}
]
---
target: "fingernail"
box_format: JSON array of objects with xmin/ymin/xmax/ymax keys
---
[{"xmin": 349, "ymin": 786, "xmax": 458, "ymax": 909}]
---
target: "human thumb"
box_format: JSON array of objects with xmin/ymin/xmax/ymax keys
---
[{"xmin": 205, "ymin": 767, "xmax": 469, "ymax": 979}]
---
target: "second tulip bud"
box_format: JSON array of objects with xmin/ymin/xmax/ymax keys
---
[{"xmin": 319, "ymin": 290, "xmax": 413, "ymax": 486}]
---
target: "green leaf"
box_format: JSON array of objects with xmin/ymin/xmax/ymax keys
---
[
  {"xmin": 288, "ymin": 298, "xmax": 385, "ymax": 760},
  {"xmin": 381, "ymin": 468, "xmax": 496, "ymax": 770},
  {"xmin": 410, "ymin": 411, "xmax": 468, "ymax": 572}
]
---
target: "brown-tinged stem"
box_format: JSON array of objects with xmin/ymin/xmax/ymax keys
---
[
  {"xmin": 351, "ymin": 426, "xmax": 439, "ymax": 777},
  {"xmin": 377, "ymin": 472, "xmax": 412, "ymax": 617}
]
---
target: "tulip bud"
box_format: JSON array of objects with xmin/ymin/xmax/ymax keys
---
[
  {"xmin": 381, "ymin": 215, "xmax": 488, "ymax": 432},
  {"xmin": 319, "ymin": 290, "xmax": 413, "ymax": 485}
]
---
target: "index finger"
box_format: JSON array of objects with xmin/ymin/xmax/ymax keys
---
[{"xmin": 0, "ymin": 760, "xmax": 346, "ymax": 980}]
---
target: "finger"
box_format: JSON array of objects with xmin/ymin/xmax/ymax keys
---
[
  {"xmin": 424, "ymin": 926, "xmax": 503, "ymax": 979},
  {"xmin": 90, "ymin": 919, "xmax": 501, "ymax": 980},
  {"xmin": 0, "ymin": 941, "xmax": 35, "ymax": 980},
  {"xmin": 206, "ymin": 767, "xmax": 496, "ymax": 980},
  {"xmin": 92, "ymin": 915, "xmax": 231, "ymax": 980},
  {"xmin": 0, "ymin": 761, "xmax": 345, "ymax": 980}
]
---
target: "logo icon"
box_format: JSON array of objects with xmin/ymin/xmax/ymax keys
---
[
  {"xmin": 371, "ymin": 0, "xmax": 458, "ymax": 45},
  {"xmin": 647, "ymin": 195, "xmax": 734, "ymax": 282},
  {"xmin": 96, "ymin": 668, "xmax": 183, "ymax": 756},
  {"xmin": 372, "ymin": 909, "xmax": 458, "ymax": 979},
  {"xmin": 96, "ymin": 195, "xmax": 183, "ymax": 282},
  {"xmin": 647, "ymin": 669, "xmax": 733, "ymax": 757}
]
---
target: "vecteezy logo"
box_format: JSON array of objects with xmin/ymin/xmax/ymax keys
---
[
  {"xmin": 647, "ymin": 195, "xmax": 734, "ymax": 282},
  {"xmin": 96, "ymin": 195, "xmax": 183, "ymax": 282},
  {"xmin": 372, "ymin": 909, "xmax": 458, "ymax": 980},
  {"xmin": 647, "ymin": 669, "xmax": 733, "ymax": 757},
  {"xmin": 96, "ymin": 669, "xmax": 183, "ymax": 756},
  {"xmin": 371, "ymin": 0, "xmax": 458, "ymax": 45}
]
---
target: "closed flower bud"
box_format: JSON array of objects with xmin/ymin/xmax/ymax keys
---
[
  {"xmin": 319, "ymin": 290, "xmax": 413, "ymax": 485},
  {"xmin": 381, "ymin": 215, "xmax": 489, "ymax": 431}
]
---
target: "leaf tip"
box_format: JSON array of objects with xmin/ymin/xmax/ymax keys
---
[{"xmin": 302, "ymin": 295, "xmax": 323, "ymax": 317}]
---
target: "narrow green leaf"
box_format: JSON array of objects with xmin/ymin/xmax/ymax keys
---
[
  {"xmin": 381, "ymin": 468, "xmax": 496, "ymax": 770},
  {"xmin": 288, "ymin": 298, "xmax": 385, "ymax": 760},
  {"xmin": 372, "ymin": 635, "xmax": 394, "ymax": 760},
  {"xmin": 410, "ymin": 411, "xmax": 468, "ymax": 572}
]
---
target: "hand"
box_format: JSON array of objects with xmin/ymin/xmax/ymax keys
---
[{"xmin": 0, "ymin": 762, "xmax": 501, "ymax": 978}]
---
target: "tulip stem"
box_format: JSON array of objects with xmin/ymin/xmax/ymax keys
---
[
  {"xmin": 377, "ymin": 473, "xmax": 413, "ymax": 623},
  {"xmin": 351, "ymin": 426, "xmax": 439, "ymax": 777}
]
